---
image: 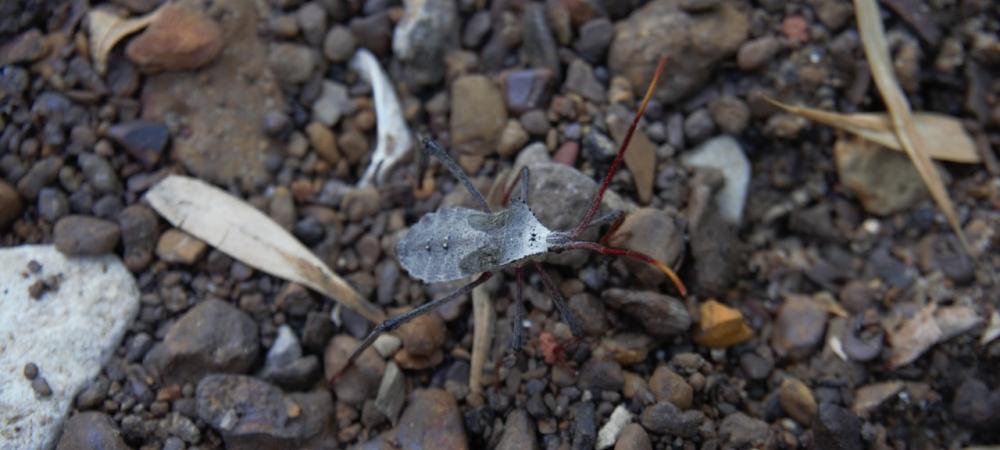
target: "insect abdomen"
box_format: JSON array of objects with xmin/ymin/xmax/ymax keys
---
[{"xmin": 395, "ymin": 207, "xmax": 491, "ymax": 283}]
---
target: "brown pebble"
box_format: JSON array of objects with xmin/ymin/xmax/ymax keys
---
[
  {"xmin": 28, "ymin": 280, "xmax": 46, "ymax": 299},
  {"xmin": 24, "ymin": 362, "xmax": 38, "ymax": 380},
  {"xmin": 778, "ymin": 377, "xmax": 817, "ymax": 424},
  {"xmin": 32, "ymin": 376, "xmax": 52, "ymax": 397}
]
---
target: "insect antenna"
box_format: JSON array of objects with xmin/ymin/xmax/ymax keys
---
[
  {"xmin": 568, "ymin": 56, "xmax": 668, "ymax": 239},
  {"xmin": 563, "ymin": 240, "xmax": 687, "ymax": 296},
  {"xmin": 421, "ymin": 136, "xmax": 491, "ymax": 212}
]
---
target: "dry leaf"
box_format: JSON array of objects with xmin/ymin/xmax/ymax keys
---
[
  {"xmin": 767, "ymin": 99, "xmax": 980, "ymax": 164},
  {"xmin": 694, "ymin": 299, "xmax": 753, "ymax": 348},
  {"xmin": 469, "ymin": 284, "xmax": 493, "ymax": 399},
  {"xmin": 87, "ymin": 6, "xmax": 162, "ymax": 74},
  {"xmin": 145, "ymin": 175, "xmax": 385, "ymax": 323},
  {"xmin": 888, "ymin": 304, "xmax": 980, "ymax": 368},
  {"xmin": 853, "ymin": 381, "xmax": 904, "ymax": 416},
  {"xmin": 351, "ymin": 49, "xmax": 413, "ymax": 187},
  {"xmin": 980, "ymin": 310, "xmax": 1000, "ymax": 346},
  {"xmin": 854, "ymin": 0, "xmax": 973, "ymax": 255},
  {"xmin": 813, "ymin": 291, "xmax": 849, "ymax": 318}
]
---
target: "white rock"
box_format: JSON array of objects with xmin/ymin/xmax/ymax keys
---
[
  {"xmin": 596, "ymin": 404, "xmax": 633, "ymax": 449},
  {"xmin": 260, "ymin": 325, "xmax": 301, "ymax": 374},
  {"xmin": 311, "ymin": 80, "xmax": 352, "ymax": 127},
  {"xmin": 0, "ymin": 245, "xmax": 139, "ymax": 450},
  {"xmin": 372, "ymin": 333, "xmax": 402, "ymax": 358},
  {"xmin": 681, "ymin": 136, "xmax": 750, "ymax": 224}
]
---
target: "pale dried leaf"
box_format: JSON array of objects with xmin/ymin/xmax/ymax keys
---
[
  {"xmin": 145, "ymin": 175, "xmax": 385, "ymax": 323},
  {"xmin": 888, "ymin": 304, "xmax": 941, "ymax": 369},
  {"xmin": 935, "ymin": 305, "xmax": 982, "ymax": 340},
  {"xmin": 980, "ymin": 310, "xmax": 1000, "ymax": 346},
  {"xmin": 854, "ymin": 0, "xmax": 973, "ymax": 255},
  {"xmin": 767, "ymin": 99, "xmax": 980, "ymax": 164},
  {"xmin": 814, "ymin": 291, "xmax": 849, "ymax": 318},
  {"xmin": 351, "ymin": 49, "xmax": 413, "ymax": 187},
  {"xmin": 87, "ymin": 6, "xmax": 162, "ymax": 74},
  {"xmin": 469, "ymin": 284, "xmax": 493, "ymax": 397},
  {"xmin": 888, "ymin": 304, "xmax": 981, "ymax": 368},
  {"xmin": 853, "ymin": 381, "xmax": 904, "ymax": 416}
]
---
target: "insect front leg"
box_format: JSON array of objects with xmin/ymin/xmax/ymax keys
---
[{"xmin": 533, "ymin": 262, "xmax": 582, "ymax": 338}]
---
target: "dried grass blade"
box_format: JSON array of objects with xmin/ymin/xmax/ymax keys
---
[
  {"xmin": 469, "ymin": 284, "xmax": 494, "ymax": 399},
  {"xmin": 854, "ymin": 0, "xmax": 973, "ymax": 255},
  {"xmin": 145, "ymin": 175, "xmax": 385, "ymax": 323},
  {"xmin": 767, "ymin": 99, "xmax": 980, "ymax": 163},
  {"xmin": 88, "ymin": 6, "xmax": 162, "ymax": 74}
]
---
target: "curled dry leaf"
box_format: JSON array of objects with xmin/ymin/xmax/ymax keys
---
[
  {"xmin": 87, "ymin": 6, "xmax": 163, "ymax": 74},
  {"xmin": 854, "ymin": 0, "xmax": 973, "ymax": 255},
  {"xmin": 468, "ymin": 284, "xmax": 493, "ymax": 398},
  {"xmin": 145, "ymin": 175, "xmax": 385, "ymax": 323},
  {"xmin": 351, "ymin": 49, "xmax": 414, "ymax": 187},
  {"xmin": 888, "ymin": 303, "xmax": 981, "ymax": 368},
  {"xmin": 766, "ymin": 99, "xmax": 980, "ymax": 164}
]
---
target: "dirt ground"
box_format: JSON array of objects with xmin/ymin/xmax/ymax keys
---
[{"xmin": 1, "ymin": 0, "xmax": 999, "ymax": 449}]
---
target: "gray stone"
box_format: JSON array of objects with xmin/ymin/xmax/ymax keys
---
[
  {"xmin": 0, "ymin": 245, "xmax": 139, "ymax": 450},
  {"xmin": 56, "ymin": 412, "xmax": 129, "ymax": 450},
  {"xmin": 374, "ymin": 361, "xmax": 405, "ymax": 423},
  {"xmin": 392, "ymin": 0, "xmax": 458, "ymax": 87},
  {"xmin": 312, "ymin": 81, "xmax": 352, "ymax": 127},
  {"xmin": 144, "ymin": 299, "xmax": 259, "ymax": 384}
]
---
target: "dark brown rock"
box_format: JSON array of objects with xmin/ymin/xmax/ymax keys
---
[
  {"xmin": 56, "ymin": 412, "xmax": 129, "ymax": 450},
  {"xmin": 144, "ymin": 299, "xmax": 259, "ymax": 383},
  {"xmin": 396, "ymin": 389, "xmax": 468, "ymax": 450},
  {"xmin": 615, "ymin": 423, "xmax": 651, "ymax": 450},
  {"xmin": 771, "ymin": 294, "xmax": 828, "ymax": 359},
  {"xmin": 196, "ymin": 374, "xmax": 334, "ymax": 450},
  {"xmin": 54, "ymin": 215, "xmax": 121, "ymax": 256},
  {"xmin": 648, "ymin": 366, "xmax": 693, "ymax": 410},
  {"xmin": 603, "ymin": 289, "xmax": 691, "ymax": 338},
  {"xmin": 117, "ymin": 204, "xmax": 160, "ymax": 272},
  {"xmin": 324, "ymin": 335, "xmax": 385, "ymax": 405},
  {"xmin": 0, "ymin": 179, "xmax": 22, "ymax": 229},
  {"xmin": 126, "ymin": 3, "xmax": 224, "ymax": 72}
]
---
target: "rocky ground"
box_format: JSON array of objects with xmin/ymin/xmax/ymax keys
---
[{"xmin": 1, "ymin": 0, "xmax": 999, "ymax": 449}]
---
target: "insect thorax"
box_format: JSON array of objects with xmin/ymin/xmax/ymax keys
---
[{"xmin": 396, "ymin": 204, "xmax": 554, "ymax": 283}]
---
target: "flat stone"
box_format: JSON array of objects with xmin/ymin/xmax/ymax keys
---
[
  {"xmin": 156, "ymin": 228, "xmax": 208, "ymax": 264},
  {"xmin": 392, "ymin": 0, "xmax": 458, "ymax": 87},
  {"xmin": 106, "ymin": 120, "xmax": 170, "ymax": 167},
  {"xmin": 606, "ymin": 208, "xmax": 684, "ymax": 286},
  {"xmin": 603, "ymin": 289, "xmax": 691, "ymax": 338},
  {"xmin": 596, "ymin": 404, "xmax": 633, "ymax": 449},
  {"xmin": 141, "ymin": 0, "xmax": 284, "ymax": 187},
  {"xmin": 614, "ymin": 423, "xmax": 651, "ymax": 450},
  {"xmin": 451, "ymin": 75, "xmax": 507, "ymax": 156},
  {"xmin": 55, "ymin": 412, "xmax": 129, "ymax": 450},
  {"xmin": 374, "ymin": 361, "xmax": 405, "ymax": 424},
  {"xmin": 834, "ymin": 137, "xmax": 930, "ymax": 216},
  {"xmin": 609, "ymin": 0, "xmax": 750, "ymax": 103},
  {"xmin": 0, "ymin": 245, "xmax": 139, "ymax": 450},
  {"xmin": 771, "ymin": 294, "xmax": 828, "ymax": 359},
  {"xmin": 497, "ymin": 409, "xmax": 539, "ymax": 450},
  {"xmin": 719, "ymin": 412, "xmax": 770, "ymax": 447}
]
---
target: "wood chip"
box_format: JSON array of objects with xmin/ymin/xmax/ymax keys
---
[
  {"xmin": 693, "ymin": 299, "xmax": 753, "ymax": 348},
  {"xmin": 468, "ymin": 284, "xmax": 493, "ymax": 398},
  {"xmin": 145, "ymin": 175, "xmax": 385, "ymax": 323}
]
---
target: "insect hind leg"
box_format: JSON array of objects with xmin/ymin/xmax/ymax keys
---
[{"xmin": 342, "ymin": 272, "xmax": 493, "ymax": 369}]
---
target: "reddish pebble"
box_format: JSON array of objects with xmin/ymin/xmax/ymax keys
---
[
  {"xmin": 539, "ymin": 332, "xmax": 564, "ymax": 364},
  {"xmin": 782, "ymin": 16, "xmax": 809, "ymax": 44},
  {"xmin": 553, "ymin": 141, "xmax": 579, "ymax": 166}
]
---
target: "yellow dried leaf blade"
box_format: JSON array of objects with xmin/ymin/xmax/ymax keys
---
[
  {"xmin": 87, "ymin": 6, "xmax": 161, "ymax": 74},
  {"xmin": 145, "ymin": 175, "xmax": 384, "ymax": 323},
  {"xmin": 768, "ymin": 99, "xmax": 980, "ymax": 163},
  {"xmin": 469, "ymin": 284, "xmax": 493, "ymax": 398},
  {"xmin": 854, "ymin": 0, "xmax": 973, "ymax": 255}
]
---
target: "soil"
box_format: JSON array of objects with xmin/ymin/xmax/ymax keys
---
[{"xmin": 1, "ymin": 0, "xmax": 999, "ymax": 449}]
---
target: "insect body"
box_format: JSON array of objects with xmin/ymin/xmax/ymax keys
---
[
  {"xmin": 342, "ymin": 56, "xmax": 682, "ymax": 367},
  {"xmin": 396, "ymin": 200, "xmax": 554, "ymax": 283}
]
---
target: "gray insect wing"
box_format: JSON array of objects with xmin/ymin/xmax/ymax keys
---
[{"xmin": 396, "ymin": 203, "xmax": 554, "ymax": 283}]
